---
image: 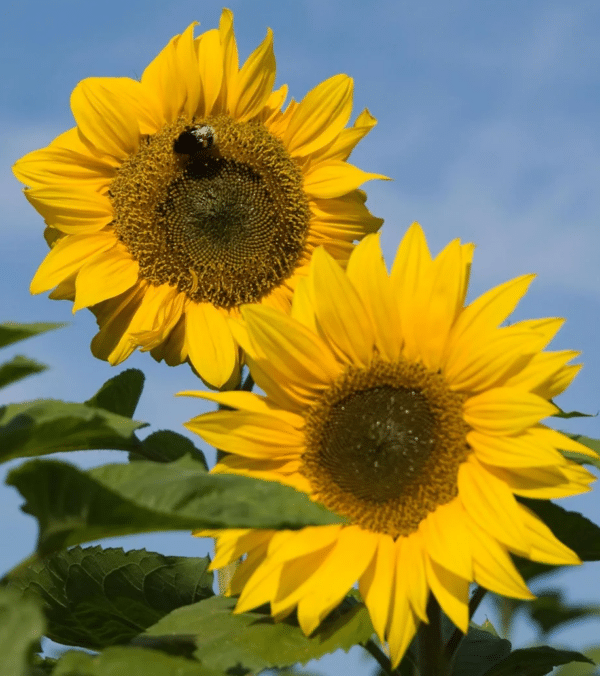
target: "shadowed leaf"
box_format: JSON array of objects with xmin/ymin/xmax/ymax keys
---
[
  {"xmin": 0, "ymin": 322, "xmax": 65, "ymax": 350},
  {"xmin": 8, "ymin": 546, "xmax": 213, "ymax": 650},
  {"xmin": 0, "ymin": 355, "xmax": 47, "ymax": 390},
  {"xmin": 483, "ymin": 646, "xmax": 593, "ymax": 676},
  {"xmin": 85, "ymin": 369, "xmax": 145, "ymax": 418}
]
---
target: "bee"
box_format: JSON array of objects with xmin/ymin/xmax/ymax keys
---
[{"xmin": 173, "ymin": 125, "xmax": 216, "ymax": 154}]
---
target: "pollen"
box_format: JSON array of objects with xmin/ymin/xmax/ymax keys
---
[
  {"xmin": 110, "ymin": 115, "xmax": 311, "ymax": 309},
  {"xmin": 302, "ymin": 358, "xmax": 471, "ymax": 538}
]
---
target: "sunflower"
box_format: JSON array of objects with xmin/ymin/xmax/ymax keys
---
[
  {"xmin": 13, "ymin": 9, "xmax": 384, "ymax": 389},
  {"xmin": 183, "ymin": 223, "xmax": 598, "ymax": 667}
]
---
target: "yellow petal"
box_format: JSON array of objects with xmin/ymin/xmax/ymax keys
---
[
  {"xmin": 445, "ymin": 326, "xmax": 549, "ymax": 393},
  {"xmin": 358, "ymin": 534, "xmax": 396, "ymax": 644},
  {"xmin": 468, "ymin": 429, "xmax": 565, "ymax": 467},
  {"xmin": 196, "ymin": 29, "xmax": 223, "ymax": 116},
  {"xmin": 310, "ymin": 247, "xmax": 374, "ymax": 367},
  {"xmin": 458, "ymin": 458, "xmax": 530, "ymax": 552},
  {"xmin": 390, "ymin": 223, "xmax": 433, "ymax": 363},
  {"xmin": 295, "ymin": 526, "xmax": 379, "ymax": 635},
  {"xmin": 230, "ymin": 29, "xmax": 276, "ymax": 121},
  {"xmin": 425, "ymin": 554, "xmax": 470, "ymax": 633},
  {"xmin": 416, "ymin": 238, "xmax": 475, "ymax": 371},
  {"xmin": 303, "ymin": 161, "xmax": 387, "ymax": 199},
  {"xmin": 185, "ymin": 302, "xmax": 238, "ymax": 390},
  {"xmin": 13, "ymin": 146, "xmax": 114, "ymax": 190},
  {"xmin": 464, "ymin": 388, "xmax": 558, "ymax": 435},
  {"xmin": 309, "ymin": 108, "xmax": 378, "ymax": 164},
  {"xmin": 31, "ymin": 232, "xmax": 115, "ymax": 294},
  {"xmin": 534, "ymin": 426, "xmax": 600, "ymax": 460},
  {"xmin": 73, "ymin": 246, "xmax": 138, "ymax": 311},
  {"xmin": 446, "ymin": 274, "xmax": 535, "ymax": 357},
  {"xmin": 242, "ymin": 305, "xmax": 341, "ymax": 394},
  {"xmin": 517, "ymin": 503, "xmax": 580, "ymax": 566},
  {"xmin": 24, "ymin": 187, "xmax": 113, "ymax": 234},
  {"xmin": 184, "ymin": 409, "xmax": 303, "ymax": 460},
  {"xmin": 283, "ymin": 74, "xmax": 353, "ymax": 158},
  {"xmin": 346, "ymin": 234, "xmax": 402, "ymax": 362},
  {"xmin": 467, "ymin": 516, "xmax": 534, "ymax": 599},
  {"xmin": 132, "ymin": 287, "xmax": 186, "ymax": 351},
  {"xmin": 217, "ymin": 8, "xmax": 239, "ymax": 113},
  {"xmin": 420, "ymin": 499, "xmax": 472, "ymax": 580},
  {"xmin": 71, "ymin": 78, "xmax": 140, "ymax": 159}
]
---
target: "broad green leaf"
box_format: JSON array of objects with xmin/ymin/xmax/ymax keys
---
[
  {"xmin": 0, "ymin": 355, "xmax": 47, "ymax": 390},
  {"xmin": 452, "ymin": 626, "xmax": 511, "ymax": 676},
  {"xmin": 514, "ymin": 499, "xmax": 600, "ymax": 581},
  {"xmin": 52, "ymin": 647, "xmax": 220, "ymax": 676},
  {"xmin": 0, "ymin": 588, "xmax": 46, "ymax": 676},
  {"xmin": 8, "ymin": 546, "xmax": 214, "ymax": 650},
  {"xmin": 0, "ymin": 399, "xmax": 146, "ymax": 464},
  {"xmin": 527, "ymin": 590, "xmax": 600, "ymax": 635},
  {"xmin": 483, "ymin": 646, "xmax": 593, "ymax": 676},
  {"xmin": 7, "ymin": 456, "xmax": 345, "ymax": 554},
  {"xmin": 130, "ymin": 430, "xmax": 208, "ymax": 468},
  {"xmin": 0, "ymin": 322, "xmax": 65, "ymax": 349},
  {"xmin": 85, "ymin": 369, "xmax": 144, "ymax": 418},
  {"xmin": 141, "ymin": 594, "xmax": 374, "ymax": 672},
  {"xmin": 555, "ymin": 646, "xmax": 600, "ymax": 675}
]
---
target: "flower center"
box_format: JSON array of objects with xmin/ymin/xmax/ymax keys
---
[
  {"xmin": 109, "ymin": 115, "xmax": 311, "ymax": 309},
  {"xmin": 302, "ymin": 359, "xmax": 470, "ymax": 538}
]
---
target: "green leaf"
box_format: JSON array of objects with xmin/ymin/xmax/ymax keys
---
[
  {"xmin": 552, "ymin": 407, "xmax": 594, "ymax": 419},
  {"xmin": 513, "ymin": 499, "xmax": 600, "ymax": 581},
  {"xmin": 452, "ymin": 625, "xmax": 511, "ymax": 676},
  {"xmin": 527, "ymin": 590, "xmax": 600, "ymax": 634},
  {"xmin": 52, "ymin": 647, "xmax": 221, "ymax": 676},
  {"xmin": 130, "ymin": 430, "xmax": 208, "ymax": 468},
  {"xmin": 483, "ymin": 646, "xmax": 593, "ymax": 676},
  {"xmin": 0, "ymin": 399, "xmax": 146, "ymax": 464},
  {"xmin": 561, "ymin": 435, "xmax": 600, "ymax": 470},
  {"xmin": 0, "ymin": 355, "xmax": 47, "ymax": 390},
  {"xmin": 555, "ymin": 646, "xmax": 600, "ymax": 675},
  {"xmin": 140, "ymin": 594, "xmax": 374, "ymax": 672},
  {"xmin": 0, "ymin": 322, "xmax": 65, "ymax": 350},
  {"xmin": 7, "ymin": 546, "xmax": 214, "ymax": 650},
  {"xmin": 85, "ymin": 369, "xmax": 144, "ymax": 418},
  {"xmin": 6, "ymin": 456, "xmax": 345, "ymax": 555},
  {"xmin": 0, "ymin": 588, "xmax": 46, "ymax": 676}
]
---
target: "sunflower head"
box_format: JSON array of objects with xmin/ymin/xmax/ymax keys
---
[
  {"xmin": 183, "ymin": 223, "xmax": 598, "ymax": 667},
  {"xmin": 13, "ymin": 9, "xmax": 385, "ymax": 389}
]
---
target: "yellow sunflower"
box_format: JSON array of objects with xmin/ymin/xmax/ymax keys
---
[
  {"xmin": 183, "ymin": 223, "xmax": 598, "ymax": 668},
  {"xmin": 13, "ymin": 9, "xmax": 384, "ymax": 389}
]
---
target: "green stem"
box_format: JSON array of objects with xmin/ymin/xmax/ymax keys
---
[
  {"xmin": 362, "ymin": 638, "xmax": 393, "ymax": 675},
  {"xmin": 444, "ymin": 585, "xmax": 488, "ymax": 662},
  {"xmin": 418, "ymin": 595, "xmax": 447, "ymax": 676}
]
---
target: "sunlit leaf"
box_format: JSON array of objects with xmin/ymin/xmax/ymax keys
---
[
  {"xmin": 0, "ymin": 588, "xmax": 46, "ymax": 676},
  {"xmin": 52, "ymin": 647, "xmax": 220, "ymax": 676},
  {"xmin": 140, "ymin": 595, "xmax": 374, "ymax": 672},
  {"xmin": 7, "ymin": 456, "xmax": 345, "ymax": 555},
  {"xmin": 0, "ymin": 399, "xmax": 146, "ymax": 464},
  {"xmin": 129, "ymin": 430, "xmax": 208, "ymax": 468}
]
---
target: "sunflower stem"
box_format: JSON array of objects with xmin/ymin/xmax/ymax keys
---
[
  {"xmin": 418, "ymin": 595, "xmax": 448, "ymax": 676},
  {"xmin": 444, "ymin": 585, "xmax": 488, "ymax": 662},
  {"xmin": 362, "ymin": 638, "xmax": 393, "ymax": 675}
]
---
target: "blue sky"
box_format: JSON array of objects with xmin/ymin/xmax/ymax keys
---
[{"xmin": 1, "ymin": 0, "xmax": 600, "ymax": 672}]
